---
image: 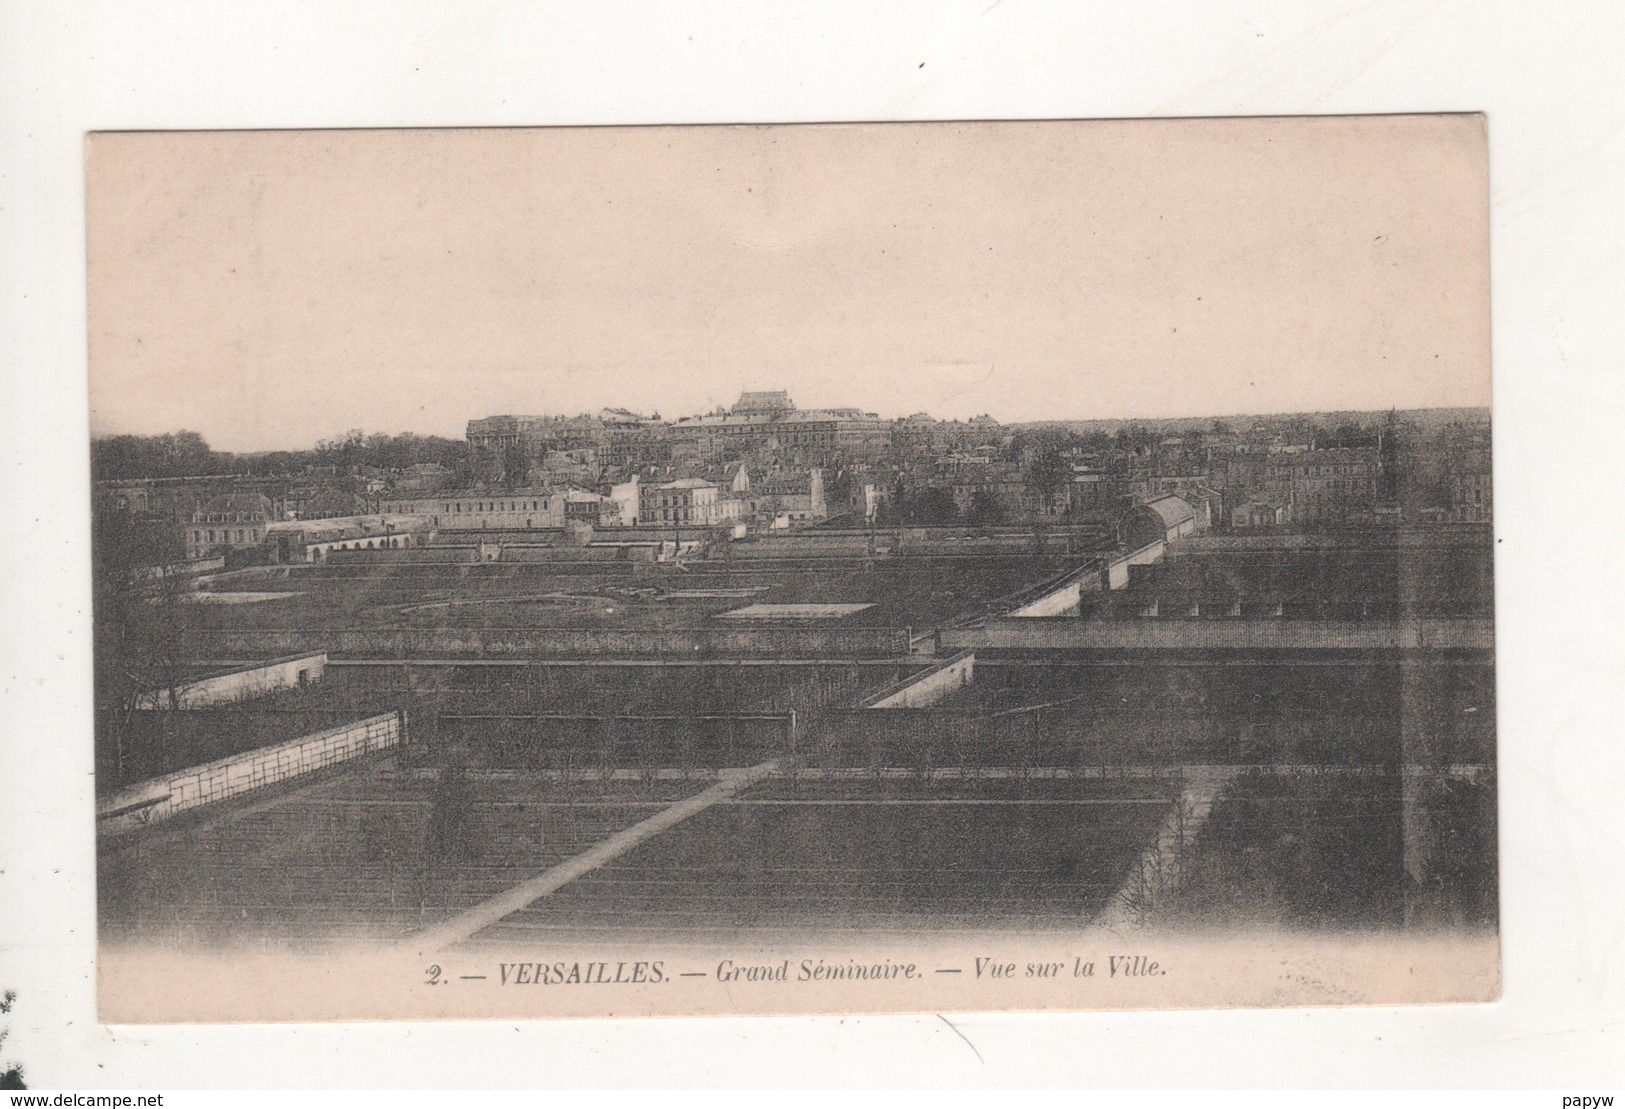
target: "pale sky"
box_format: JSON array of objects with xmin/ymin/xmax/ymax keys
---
[{"xmin": 87, "ymin": 117, "xmax": 1489, "ymax": 453}]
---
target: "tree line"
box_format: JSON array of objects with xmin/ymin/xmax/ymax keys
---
[{"xmin": 92, "ymin": 429, "xmax": 470, "ymax": 481}]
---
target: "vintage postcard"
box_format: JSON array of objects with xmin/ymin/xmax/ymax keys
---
[{"xmin": 87, "ymin": 116, "xmax": 1495, "ymax": 1022}]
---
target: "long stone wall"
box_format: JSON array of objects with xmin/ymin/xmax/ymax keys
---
[
  {"xmin": 130, "ymin": 556, "xmax": 227, "ymax": 581},
  {"xmin": 862, "ymin": 650, "xmax": 976, "ymax": 708},
  {"xmin": 96, "ymin": 712, "xmax": 401, "ymax": 837},
  {"xmin": 733, "ymin": 534, "xmax": 1095, "ymax": 559},
  {"xmin": 176, "ymin": 626, "xmax": 914, "ymax": 660},
  {"xmin": 500, "ymin": 545, "xmax": 648, "ymax": 563},
  {"xmin": 1004, "ymin": 542, "xmax": 1168, "ymax": 618},
  {"xmin": 946, "ymin": 616, "xmax": 1495, "ymax": 653},
  {"xmin": 1169, "ymin": 525, "xmax": 1492, "ymax": 556},
  {"xmin": 134, "ymin": 652, "xmax": 327, "ymax": 710},
  {"xmin": 1090, "ymin": 766, "xmax": 1241, "ymax": 930},
  {"xmin": 327, "ymin": 547, "xmax": 477, "ymax": 565},
  {"xmin": 1105, "ymin": 541, "xmax": 1166, "ymax": 589},
  {"xmin": 1007, "ymin": 566, "xmax": 1104, "ymax": 617}
]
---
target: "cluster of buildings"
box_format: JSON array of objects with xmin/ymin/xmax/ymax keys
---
[
  {"xmin": 466, "ymin": 391, "xmax": 893, "ymax": 470},
  {"xmin": 1219, "ymin": 447, "xmax": 1386, "ymax": 529},
  {"xmin": 95, "ymin": 390, "xmax": 1494, "ymax": 569},
  {"xmin": 98, "ymin": 476, "xmax": 421, "ymax": 566},
  {"xmin": 377, "ymin": 465, "xmax": 823, "ymax": 534},
  {"xmin": 986, "ymin": 421, "xmax": 1491, "ymax": 535}
]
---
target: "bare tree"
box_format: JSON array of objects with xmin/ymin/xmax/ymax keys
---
[
  {"xmin": 0, "ymin": 991, "xmax": 24, "ymax": 1089},
  {"xmin": 94, "ymin": 538, "xmax": 196, "ymax": 784}
]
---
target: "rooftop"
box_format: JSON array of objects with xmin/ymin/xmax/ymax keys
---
[
  {"xmin": 196, "ymin": 492, "xmax": 275, "ymax": 518},
  {"xmin": 1133, "ymin": 494, "xmax": 1198, "ymax": 529},
  {"xmin": 731, "ymin": 390, "xmax": 795, "ymax": 414}
]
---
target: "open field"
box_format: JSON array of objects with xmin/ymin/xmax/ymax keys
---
[
  {"xmin": 98, "ymin": 758, "xmax": 1174, "ymax": 949},
  {"xmin": 99, "ymin": 530, "xmax": 1499, "ymax": 949}
]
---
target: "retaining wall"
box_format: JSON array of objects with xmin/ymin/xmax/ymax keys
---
[
  {"xmin": 946, "ymin": 616, "xmax": 1495, "ymax": 653},
  {"xmin": 863, "ymin": 650, "xmax": 976, "ymax": 708},
  {"xmin": 1003, "ymin": 542, "xmax": 1167, "ymax": 618},
  {"xmin": 500, "ymin": 545, "xmax": 650, "ymax": 563},
  {"xmin": 327, "ymin": 547, "xmax": 477, "ymax": 565},
  {"xmin": 176, "ymin": 626, "xmax": 913, "ymax": 660},
  {"xmin": 130, "ymin": 556, "xmax": 226, "ymax": 582},
  {"xmin": 97, "ymin": 711, "xmax": 401, "ymax": 837},
  {"xmin": 1106, "ymin": 541, "xmax": 1167, "ymax": 589},
  {"xmin": 1007, "ymin": 567, "xmax": 1103, "ymax": 617},
  {"xmin": 133, "ymin": 652, "xmax": 327, "ymax": 709}
]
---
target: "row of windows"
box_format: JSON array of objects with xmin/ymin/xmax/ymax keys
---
[
  {"xmin": 311, "ymin": 537, "xmax": 410, "ymax": 559},
  {"xmin": 645, "ymin": 505, "xmax": 741, "ymax": 523},
  {"xmin": 1277, "ymin": 464, "xmax": 1375, "ymax": 477},
  {"xmin": 432, "ymin": 518, "xmax": 537, "ymax": 528},
  {"xmin": 1136, "ymin": 600, "xmax": 1390, "ymax": 618},
  {"xmin": 1294, "ymin": 479, "xmax": 1373, "ymax": 494},
  {"xmin": 391, "ymin": 500, "xmax": 549, "ymax": 514},
  {"xmin": 189, "ymin": 528, "xmax": 260, "ymax": 544}
]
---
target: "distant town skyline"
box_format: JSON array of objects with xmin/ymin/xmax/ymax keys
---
[
  {"xmin": 90, "ymin": 396, "xmax": 1493, "ymax": 456},
  {"xmin": 88, "ymin": 118, "xmax": 1489, "ymax": 454}
]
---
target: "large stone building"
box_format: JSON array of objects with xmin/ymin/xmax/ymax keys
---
[
  {"xmin": 465, "ymin": 408, "xmax": 664, "ymax": 466},
  {"xmin": 748, "ymin": 468, "xmax": 828, "ymax": 526},
  {"xmin": 468, "ymin": 394, "xmax": 892, "ymax": 469},
  {"xmin": 1446, "ymin": 446, "xmax": 1493, "ymax": 523},
  {"xmin": 669, "ymin": 393, "xmax": 893, "ymax": 459},
  {"xmin": 264, "ymin": 514, "xmax": 433, "ymax": 563},
  {"xmin": 639, "ymin": 477, "xmax": 741, "ymax": 526},
  {"xmin": 99, "ymin": 475, "xmax": 288, "ymax": 529},
  {"xmin": 380, "ymin": 490, "xmax": 564, "ymax": 530},
  {"xmin": 184, "ymin": 493, "xmax": 276, "ymax": 560},
  {"xmin": 1268, "ymin": 447, "xmax": 1382, "ymax": 525},
  {"xmin": 730, "ymin": 390, "xmax": 795, "ymax": 417},
  {"xmin": 775, "ymin": 409, "xmax": 893, "ymax": 453}
]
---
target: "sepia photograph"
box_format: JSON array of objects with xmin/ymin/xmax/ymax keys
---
[{"xmin": 85, "ymin": 116, "xmax": 1496, "ymax": 1022}]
